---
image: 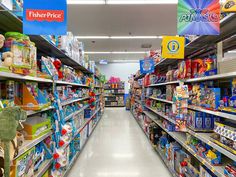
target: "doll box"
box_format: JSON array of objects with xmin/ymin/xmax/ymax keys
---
[
  {"xmin": 23, "ymin": 116, "xmax": 51, "ymax": 140},
  {"xmin": 11, "ymin": 147, "xmax": 35, "ymax": 177}
]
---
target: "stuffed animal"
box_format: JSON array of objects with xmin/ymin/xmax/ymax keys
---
[
  {"xmin": 53, "ymin": 59, "xmax": 63, "ymax": 79},
  {"xmin": 0, "ymin": 107, "xmax": 27, "ymax": 177},
  {"xmin": 2, "ymin": 52, "xmax": 13, "ymax": 67}
]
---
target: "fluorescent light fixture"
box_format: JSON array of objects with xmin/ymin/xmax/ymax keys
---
[
  {"xmin": 112, "ymin": 60, "xmax": 139, "ymax": 63},
  {"xmin": 76, "ymin": 36, "xmax": 109, "ymax": 39},
  {"xmin": 85, "ymin": 51, "xmax": 147, "ymax": 54},
  {"xmin": 97, "ymin": 172, "xmax": 140, "ymax": 176},
  {"xmin": 67, "ymin": 0, "xmax": 105, "ymax": 4},
  {"xmin": 112, "ymin": 51, "xmax": 147, "ymax": 54},
  {"xmin": 227, "ymin": 50, "xmax": 236, "ymax": 53},
  {"xmin": 76, "ymin": 36, "xmax": 162, "ymax": 39},
  {"xmin": 85, "ymin": 52, "xmax": 111, "ymax": 54},
  {"xmin": 107, "ymin": 0, "xmax": 178, "ymax": 4}
]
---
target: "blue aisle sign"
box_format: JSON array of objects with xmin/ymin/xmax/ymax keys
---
[
  {"xmin": 23, "ymin": 0, "xmax": 67, "ymax": 35},
  {"xmin": 140, "ymin": 58, "xmax": 155, "ymax": 74}
]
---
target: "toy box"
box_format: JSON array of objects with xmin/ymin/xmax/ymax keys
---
[
  {"xmin": 200, "ymin": 88, "xmax": 221, "ymax": 110},
  {"xmin": 23, "ymin": 116, "xmax": 51, "ymax": 140},
  {"xmin": 224, "ymin": 164, "xmax": 236, "ymax": 177},
  {"xmin": 11, "ymin": 147, "xmax": 35, "ymax": 177},
  {"xmin": 84, "ymin": 108, "xmax": 92, "ymax": 119}
]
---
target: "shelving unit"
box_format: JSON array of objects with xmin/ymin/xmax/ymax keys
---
[
  {"xmin": 129, "ymin": 13, "xmax": 236, "ymax": 177},
  {"xmin": 104, "ymin": 82, "xmax": 125, "ymax": 107},
  {"xmin": 0, "ymin": 3, "xmax": 105, "ymax": 177}
]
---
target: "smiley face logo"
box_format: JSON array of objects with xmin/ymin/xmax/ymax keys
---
[{"xmin": 167, "ymin": 40, "xmax": 180, "ymax": 54}]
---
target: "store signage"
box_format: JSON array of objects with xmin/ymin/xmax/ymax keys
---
[
  {"xmin": 222, "ymin": 0, "xmax": 236, "ymax": 12},
  {"xmin": 140, "ymin": 58, "xmax": 155, "ymax": 74},
  {"xmin": 23, "ymin": 0, "xmax": 67, "ymax": 35},
  {"xmin": 162, "ymin": 36, "xmax": 185, "ymax": 59},
  {"xmin": 177, "ymin": 0, "xmax": 220, "ymax": 35}
]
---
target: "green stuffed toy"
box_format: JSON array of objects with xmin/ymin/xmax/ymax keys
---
[{"xmin": 0, "ymin": 107, "xmax": 27, "ymax": 177}]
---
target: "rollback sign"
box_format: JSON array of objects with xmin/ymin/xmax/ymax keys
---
[
  {"xmin": 178, "ymin": 0, "xmax": 220, "ymax": 35},
  {"xmin": 23, "ymin": 0, "xmax": 67, "ymax": 35}
]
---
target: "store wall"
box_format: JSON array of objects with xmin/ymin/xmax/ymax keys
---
[{"xmin": 97, "ymin": 62, "xmax": 139, "ymax": 94}]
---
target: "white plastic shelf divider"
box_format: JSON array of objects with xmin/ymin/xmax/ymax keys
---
[
  {"xmin": 61, "ymin": 97, "xmax": 90, "ymax": 106},
  {"xmin": 145, "ymin": 106, "xmax": 176, "ymax": 124},
  {"xmin": 144, "ymin": 111, "xmax": 225, "ymax": 177},
  {"xmin": 15, "ymin": 131, "xmax": 52, "ymax": 159},
  {"xmin": 64, "ymin": 105, "xmax": 89, "ymax": 121},
  {"xmin": 55, "ymin": 80, "xmax": 89, "ymax": 87},
  {"xmin": 149, "ymin": 81, "xmax": 180, "ymax": 87},
  {"xmin": 188, "ymin": 105, "xmax": 236, "ymax": 121},
  {"xmin": 0, "ymin": 72, "xmax": 53, "ymax": 83},
  {"xmin": 27, "ymin": 106, "xmax": 55, "ymax": 116},
  {"xmin": 148, "ymin": 97, "xmax": 174, "ymax": 104},
  {"xmin": 35, "ymin": 159, "xmax": 53, "ymax": 177}
]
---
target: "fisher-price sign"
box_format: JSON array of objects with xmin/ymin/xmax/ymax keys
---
[{"xmin": 23, "ymin": 0, "xmax": 67, "ymax": 35}]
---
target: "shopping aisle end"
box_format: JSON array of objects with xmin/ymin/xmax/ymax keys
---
[{"xmin": 68, "ymin": 108, "xmax": 171, "ymax": 177}]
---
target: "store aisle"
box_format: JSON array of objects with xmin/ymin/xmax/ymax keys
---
[{"xmin": 68, "ymin": 108, "xmax": 171, "ymax": 177}]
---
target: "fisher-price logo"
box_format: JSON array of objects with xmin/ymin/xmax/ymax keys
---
[{"xmin": 26, "ymin": 9, "xmax": 64, "ymax": 22}]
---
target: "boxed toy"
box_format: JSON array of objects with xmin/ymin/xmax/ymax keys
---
[
  {"xmin": 23, "ymin": 116, "xmax": 51, "ymax": 140},
  {"xmin": 11, "ymin": 147, "xmax": 35, "ymax": 177},
  {"xmin": 200, "ymin": 88, "xmax": 221, "ymax": 110}
]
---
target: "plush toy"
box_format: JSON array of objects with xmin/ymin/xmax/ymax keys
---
[
  {"xmin": 0, "ymin": 107, "xmax": 27, "ymax": 177},
  {"xmin": 2, "ymin": 52, "xmax": 13, "ymax": 67},
  {"xmin": 0, "ymin": 34, "xmax": 5, "ymax": 49},
  {"xmin": 53, "ymin": 59, "xmax": 63, "ymax": 79}
]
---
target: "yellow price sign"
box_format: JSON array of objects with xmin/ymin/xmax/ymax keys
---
[
  {"xmin": 162, "ymin": 36, "xmax": 185, "ymax": 59},
  {"xmin": 222, "ymin": 0, "xmax": 236, "ymax": 12}
]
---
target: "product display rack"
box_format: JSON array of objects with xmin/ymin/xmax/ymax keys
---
[
  {"xmin": 104, "ymin": 82, "xmax": 125, "ymax": 107},
  {"xmin": 0, "ymin": 3, "xmax": 105, "ymax": 177},
  {"xmin": 129, "ymin": 14, "xmax": 236, "ymax": 177}
]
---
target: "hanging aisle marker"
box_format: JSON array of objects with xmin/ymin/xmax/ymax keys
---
[
  {"xmin": 140, "ymin": 58, "xmax": 155, "ymax": 74},
  {"xmin": 23, "ymin": 0, "xmax": 67, "ymax": 35},
  {"xmin": 162, "ymin": 36, "xmax": 185, "ymax": 59},
  {"xmin": 177, "ymin": 0, "xmax": 220, "ymax": 35}
]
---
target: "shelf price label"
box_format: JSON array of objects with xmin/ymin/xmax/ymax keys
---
[{"xmin": 23, "ymin": 0, "xmax": 67, "ymax": 35}]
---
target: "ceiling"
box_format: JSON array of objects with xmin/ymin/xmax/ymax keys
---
[{"xmin": 67, "ymin": 4, "xmax": 178, "ymax": 62}]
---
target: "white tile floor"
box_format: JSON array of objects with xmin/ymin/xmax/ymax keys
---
[{"xmin": 68, "ymin": 108, "xmax": 172, "ymax": 177}]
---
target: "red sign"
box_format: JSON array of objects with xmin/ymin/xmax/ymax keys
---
[{"xmin": 26, "ymin": 9, "xmax": 64, "ymax": 22}]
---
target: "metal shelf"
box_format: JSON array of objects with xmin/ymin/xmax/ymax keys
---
[
  {"xmin": 74, "ymin": 107, "xmax": 101, "ymax": 135},
  {"xmin": 185, "ymin": 71, "xmax": 236, "ymax": 83},
  {"xmin": 63, "ymin": 113, "xmax": 103, "ymax": 177},
  {"xmin": 105, "ymin": 105, "xmax": 125, "ymax": 107},
  {"xmin": 185, "ymin": 13, "xmax": 236, "ymax": 58},
  {"xmin": 35, "ymin": 159, "xmax": 53, "ymax": 177},
  {"xmin": 144, "ymin": 106, "xmax": 176, "ymax": 124},
  {"xmin": 27, "ymin": 106, "xmax": 55, "ymax": 116},
  {"xmin": 55, "ymin": 80, "xmax": 89, "ymax": 87},
  {"xmin": 0, "ymin": 4, "xmax": 92, "ymax": 74},
  {"xmin": 188, "ymin": 105, "xmax": 236, "ymax": 121},
  {"xmin": 0, "ymin": 72, "xmax": 53, "ymax": 83},
  {"xmin": 131, "ymin": 111, "xmax": 177, "ymax": 177},
  {"xmin": 149, "ymin": 81, "xmax": 180, "ymax": 87},
  {"xmin": 94, "ymin": 85, "xmax": 102, "ymax": 88},
  {"xmin": 144, "ymin": 111, "xmax": 225, "ymax": 177},
  {"xmin": 61, "ymin": 97, "xmax": 89, "ymax": 106},
  {"xmin": 15, "ymin": 131, "xmax": 52, "ymax": 159},
  {"xmin": 187, "ymin": 129, "xmax": 236, "ymax": 162},
  {"xmin": 64, "ymin": 105, "xmax": 89, "ymax": 121},
  {"xmin": 148, "ymin": 97, "xmax": 174, "ymax": 104}
]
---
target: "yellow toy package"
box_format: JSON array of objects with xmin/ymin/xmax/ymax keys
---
[{"xmin": 222, "ymin": 0, "xmax": 236, "ymax": 12}]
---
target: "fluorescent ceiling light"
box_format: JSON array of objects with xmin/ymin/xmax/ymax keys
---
[
  {"xmin": 85, "ymin": 52, "xmax": 111, "ymax": 54},
  {"xmin": 112, "ymin": 51, "xmax": 147, "ymax": 54},
  {"xmin": 85, "ymin": 51, "xmax": 147, "ymax": 54},
  {"xmin": 67, "ymin": 0, "xmax": 105, "ymax": 4},
  {"xmin": 107, "ymin": 0, "xmax": 178, "ymax": 4},
  {"xmin": 76, "ymin": 36, "xmax": 162, "ymax": 39}
]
